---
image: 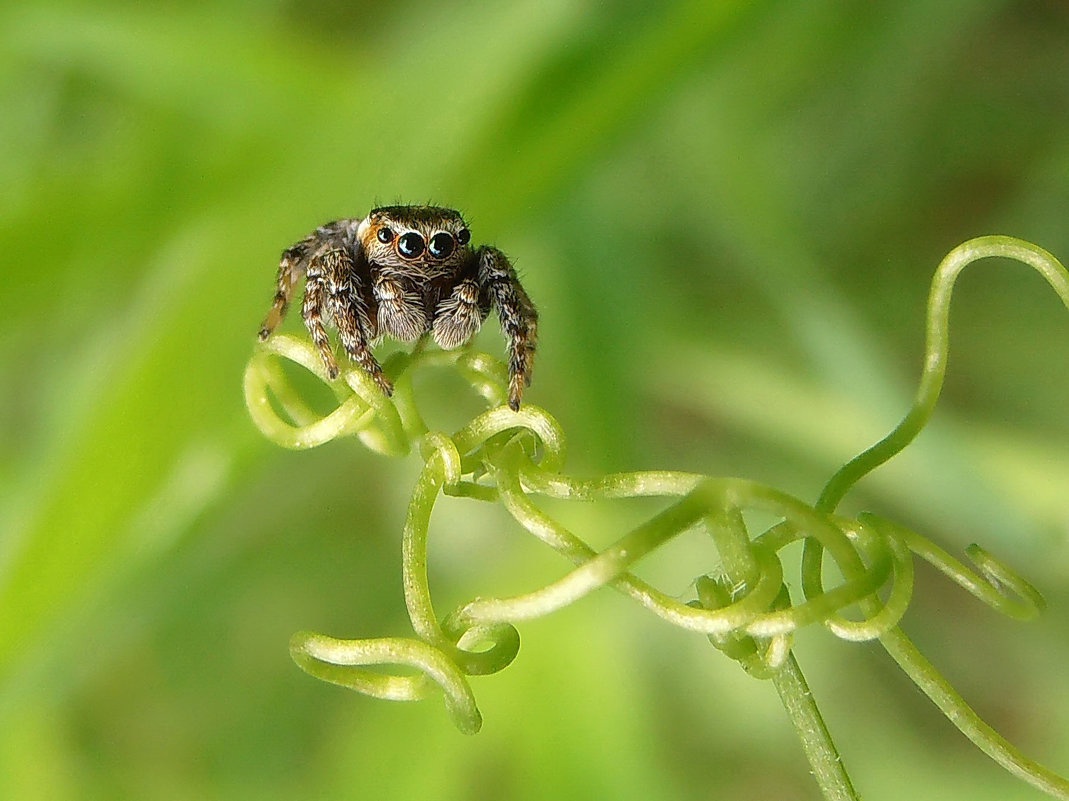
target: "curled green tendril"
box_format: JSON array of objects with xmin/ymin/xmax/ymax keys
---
[
  {"xmin": 817, "ymin": 235, "xmax": 1069, "ymax": 512},
  {"xmin": 288, "ymin": 631, "xmax": 482, "ymax": 735},
  {"xmin": 244, "ymin": 235, "xmax": 1069, "ymax": 800}
]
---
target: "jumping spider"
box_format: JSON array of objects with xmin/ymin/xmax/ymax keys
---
[{"xmin": 258, "ymin": 205, "xmax": 538, "ymax": 410}]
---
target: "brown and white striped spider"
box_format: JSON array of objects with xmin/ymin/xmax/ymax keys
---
[{"xmin": 258, "ymin": 205, "xmax": 538, "ymax": 410}]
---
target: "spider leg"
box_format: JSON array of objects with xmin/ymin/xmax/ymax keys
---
[
  {"xmin": 301, "ymin": 268, "xmax": 339, "ymax": 380},
  {"xmin": 332, "ymin": 292, "xmax": 392, "ymax": 396},
  {"xmin": 432, "ymin": 277, "xmax": 483, "ymax": 350},
  {"xmin": 477, "ymin": 246, "xmax": 538, "ymax": 410},
  {"xmin": 316, "ymin": 247, "xmax": 392, "ymax": 395},
  {"xmin": 374, "ymin": 276, "xmax": 426, "ymax": 342},
  {"xmin": 259, "ymin": 220, "xmax": 356, "ymax": 341},
  {"xmin": 259, "ymin": 242, "xmax": 309, "ymax": 340}
]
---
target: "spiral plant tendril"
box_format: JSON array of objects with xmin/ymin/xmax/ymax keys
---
[{"xmin": 244, "ymin": 236, "xmax": 1069, "ymax": 800}]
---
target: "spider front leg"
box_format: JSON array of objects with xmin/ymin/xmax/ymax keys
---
[
  {"xmin": 304, "ymin": 248, "xmax": 392, "ymax": 396},
  {"xmin": 332, "ymin": 295, "xmax": 393, "ymax": 397},
  {"xmin": 432, "ymin": 278, "xmax": 483, "ymax": 350},
  {"xmin": 374, "ymin": 276, "xmax": 425, "ymax": 343},
  {"xmin": 300, "ymin": 269, "xmax": 340, "ymax": 380},
  {"xmin": 477, "ymin": 246, "xmax": 538, "ymax": 410}
]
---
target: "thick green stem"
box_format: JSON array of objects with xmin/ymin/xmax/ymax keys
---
[
  {"xmin": 707, "ymin": 506, "xmax": 859, "ymax": 799},
  {"xmin": 772, "ymin": 653, "xmax": 859, "ymax": 801}
]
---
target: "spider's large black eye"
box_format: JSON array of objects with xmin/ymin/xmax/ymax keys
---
[
  {"xmin": 456, "ymin": 228, "xmax": 471, "ymax": 246},
  {"xmin": 397, "ymin": 232, "xmax": 425, "ymax": 259},
  {"xmin": 376, "ymin": 227, "xmax": 394, "ymax": 244},
  {"xmin": 428, "ymin": 232, "xmax": 455, "ymax": 259}
]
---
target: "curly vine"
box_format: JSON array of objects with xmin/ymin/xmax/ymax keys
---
[{"xmin": 244, "ymin": 235, "xmax": 1069, "ymax": 800}]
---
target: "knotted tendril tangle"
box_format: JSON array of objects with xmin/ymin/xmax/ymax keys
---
[{"xmin": 243, "ymin": 236, "xmax": 1069, "ymax": 798}]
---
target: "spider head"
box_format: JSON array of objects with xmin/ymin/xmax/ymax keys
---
[{"xmin": 360, "ymin": 205, "xmax": 472, "ymax": 271}]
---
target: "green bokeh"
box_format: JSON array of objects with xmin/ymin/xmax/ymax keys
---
[{"xmin": 1, "ymin": 1, "xmax": 1068, "ymax": 799}]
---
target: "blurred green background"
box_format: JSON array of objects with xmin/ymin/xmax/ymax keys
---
[{"xmin": 2, "ymin": 1, "xmax": 1068, "ymax": 799}]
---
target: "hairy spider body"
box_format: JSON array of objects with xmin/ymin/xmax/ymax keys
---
[{"xmin": 258, "ymin": 205, "xmax": 537, "ymax": 410}]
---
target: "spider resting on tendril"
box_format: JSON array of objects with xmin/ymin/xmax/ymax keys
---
[{"xmin": 258, "ymin": 205, "xmax": 538, "ymax": 410}]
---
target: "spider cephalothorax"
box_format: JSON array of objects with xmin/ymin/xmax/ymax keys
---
[{"xmin": 258, "ymin": 205, "xmax": 537, "ymax": 410}]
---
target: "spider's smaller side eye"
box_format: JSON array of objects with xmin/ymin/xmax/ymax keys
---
[
  {"xmin": 456, "ymin": 228, "xmax": 471, "ymax": 246},
  {"xmin": 376, "ymin": 227, "xmax": 394, "ymax": 244},
  {"xmin": 397, "ymin": 232, "xmax": 425, "ymax": 258},
  {"xmin": 428, "ymin": 232, "xmax": 455, "ymax": 259}
]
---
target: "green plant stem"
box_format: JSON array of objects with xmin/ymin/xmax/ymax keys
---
[
  {"xmin": 879, "ymin": 628, "xmax": 1069, "ymax": 799},
  {"xmin": 772, "ymin": 653, "xmax": 859, "ymax": 801},
  {"xmin": 707, "ymin": 506, "xmax": 859, "ymax": 800},
  {"xmin": 243, "ymin": 234, "xmax": 1069, "ymax": 800},
  {"xmin": 714, "ymin": 509, "xmax": 863, "ymax": 795}
]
